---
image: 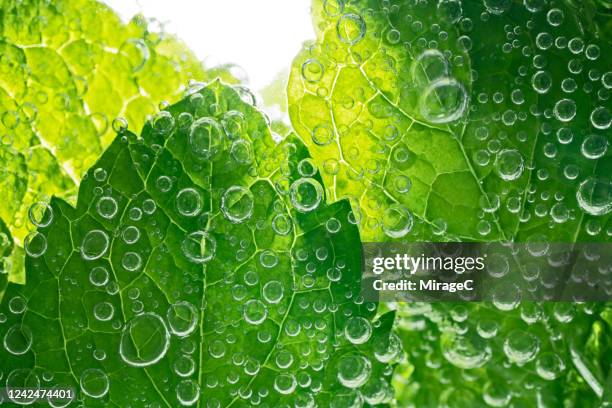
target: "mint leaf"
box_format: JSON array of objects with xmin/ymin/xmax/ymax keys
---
[
  {"xmin": 288, "ymin": 0, "xmax": 610, "ymax": 405},
  {"xmin": 0, "ymin": 81, "xmax": 397, "ymax": 407},
  {"xmin": 0, "ymin": 0, "xmax": 235, "ymax": 287}
]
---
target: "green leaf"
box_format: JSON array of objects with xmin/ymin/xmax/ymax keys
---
[
  {"xmin": 288, "ymin": 0, "xmax": 611, "ymax": 405},
  {"xmin": 0, "ymin": 81, "xmax": 397, "ymax": 407},
  {"xmin": 0, "ymin": 0, "xmax": 236, "ymax": 286}
]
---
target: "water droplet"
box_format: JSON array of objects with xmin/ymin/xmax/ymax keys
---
[
  {"xmin": 181, "ymin": 231, "xmax": 216, "ymax": 263},
  {"xmin": 96, "ymin": 196, "xmax": 118, "ymax": 219},
  {"xmin": 590, "ymin": 106, "xmax": 611, "ymax": 130},
  {"xmin": 503, "ymin": 330, "xmax": 539, "ymax": 365},
  {"xmin": 337, "ymin": 353, "xmax": 371, "ymax": 388},
  {"xmin": 221, "ymin": 186, "xmax": 254, "ymax": 223},
  {"xmin": 80, "ymin": 369, "xmax": 109, "ymax": 398},
  {"xmin": 81, "ymin": 230, "xmax": 109, "ymax": 260},
  {"xmin": 262, "ymin": 281, "xmax": 284, "ymax": 304},
  {"xmin": 24, "ymin": 232, "xmax": 47, "ymax": 258},
  {"xmin": 152, "ymin": 110, "xmax": 175, "ymax": 134},
  {"xmin": 166, "ymin": 301, "xmax": 198, "ymax": 337},
  {"xmin": 553, "ymin": 98, "xmax": 576, "ymax": 122},
  {"xmin": 290, "ymin": 178, "xmax": 323, "ymax": 212},
  {"xmin": 93, "ymin": 302, "xmax": 114, "ymax": 321},
  {"xmin": 189, "ymin": 117, "xmax": 223, "ymax": 159},
  {"xmin": 302, "ymin": 59, "xmax": 325, "ymax": 83},
  {"xmin": 576, "ymin": 177, "xmax": 611, "ymax": 216},
  {"xmin": 437, "ymin": 0, "xmax": 463, "ymax": 24},
  {"xmin": 28, "ymin": 202, "xmax": 53, "ymax": 227},
  {"xmin": 344, "ymin": 316, "xmax": 372, "ymax": 345},
  {"xmin": 176, "ymin": 379, "xmax": 200, "ymax": 406},
  {"xmin": 274, "ymin": 373, "xmax": 297, "ymax": 395},
  {"xmin": 336, "ymin": 13, "xmax": 366, "ymax": 45},
  {"xmin": 89, "ymin": 266, "xmax": 109, "ymax": 287},
  {"xmin": 419, "ymin": 78, "xmax": 468, "ymax": 124},
  {"xmin": 243, "ymin": 299, "xmax": 268, "ymax": 325},
  {"xmin": 119, "ymin": 313, "xmax": 170, "ymax": 367},
  {"xmin": 581, "ymin": 134, "xmax": 608, "ymax": 159},
  {"xmin": 176, "ymin": 188, "xmax": 202, "ymax": 217},
  {"xmin": 3, "ymin": 325, "xmax": 32, "ymax": 355},
  {"xmin": 121, "ymin": 252, "xmax": 142, "ymax": 272},
  {"xmin": 483, "ymin": 0, "xmax": 512, "ymax": 15},
  {"xmin": 494, "ymin": 149, "xmax": 524, "ymax": 181},
  {"xmin": 382, "ymin": 204, "xmax": 413, "ymax": 238}
]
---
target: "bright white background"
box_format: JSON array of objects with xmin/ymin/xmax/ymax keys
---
[{"xmin": 103, "ymin": 0, "xmax": 315, "ymax": 93}]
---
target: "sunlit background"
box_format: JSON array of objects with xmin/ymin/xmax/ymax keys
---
[{"xmin": 103, "ymin": 0, "xmax": 315, "ymax": 95}]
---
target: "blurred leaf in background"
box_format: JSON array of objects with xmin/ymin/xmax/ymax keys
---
[{"xmin": 0, "ymin": 0, "xmax": 237, "ymax": 287}]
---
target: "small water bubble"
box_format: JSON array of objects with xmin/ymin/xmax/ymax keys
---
[
  {"xmin": 24, "ymin": 232, "xmax": 47, "ymax": 258},
  {"xmin": 121, "ymin": 252, "xmax": 142, "ymax": 272},
  {"xmin": 302, "ymin": 59, "xmax": 325, "ymax": 83},
  {"xmin": 262, "ymin": 281, "xmax": 284, "ymax": 304},
  {"xmin": 112, "ymin": 117, "xmax": 128, "ymax": 133},
  {"xmin": 419, "ymin": 78, "xmax": 468, "ymax": 124},
  {"xmin": 290, "ymin": 178, "xmax": 323, "ymax": 212},
  {"xmin": 166, "ymin": 301, "xmax": 198, "ymax": 337},
  {"xmin": 28, "ymin": 202, "xmax": 53, "ymax": 227},
  {"xmin": 553, "ymin": 98, "xmax": 576, "ymax": 122},
  {"xmin": 96, "ymin": 196, "xmax": 118, "ymax": 219},
  {"xmin": 152, "ymin": 111, "xmax": 175, "ymax": 135},
  {"xmin": 182, "ymin": 231, "xmax": 216, "ymax": 263},
  {"xmin": 337, "ymin": 353, "xmax": 371, "ymax": 388},
  {"xmin": 80, "ymin": 369, "xmax": 109, "ymax": 399},
  {"xmin": 176, "ymin": 379, "xmax": 200, "ymax": 406},
  {"xmin": 93, "ymin": 302, "xmax": 114, "ymax": 321},
  {"xmin": 344, "ymin": 316, "xmax": 372, "ymax": 345},
  {"xmin": 89, "ymin": 266, "xmax": 109, "ymax": 287},
  {"xmin": 81, "ymin": 230, "xmax": 109, "ymax": 260},
  {"xmin": 243, "ymin": 299, "xmax": 268, "ymax": 325},
  {"xmin": 581, "ymin": 134, "xmax": 608, "ymax": 159},
  {"xmin": 382, "ymin": 204, "xmax": 413, "ymax": 238},
  {"xmin": 221, "ymin": 185, "xmax": 254, "ymax": 223},
  {"xmin": 576, "ymin": 177, "xmax": 611, "ymax": 216},
  {"xmin": 590, "ymin": 106, "xmax": 611, "ymax": 130},
  {"xmin": 336, "ymin": 13, "xmax": 366, "ymax": 45},
  {"xmin": 176, "ymin": 188, "xmax": 202, "ymax": 217},
  {"xmin": 503, "ymin": 330, "xmax": 539, "ymax": 364},
  {"xmin": 189, "ymin": 117, "xmax": 223, "ymax": 159},
  {"xmin": 119, "ymin": 313, "xmax": 170, "ymax": 367},
  {"xmin": 3, "ymin": 324, "xmax": 33, "ymax": 355}
]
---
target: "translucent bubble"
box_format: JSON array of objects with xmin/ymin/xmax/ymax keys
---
[
  {"xmin": 8, "ymin": 296, "xmax": 26, "ymax": 314},
  {"xmin": 373, "ymin": 332, "xmax": 401, "ymax": 363},
  {"xmin": 243, "ymin": 299, "xmax": 268, "ymax": 325},
  {"xmin": 176, "ymin": 379, "xmax": 200, "ymax": 406},
  {"xmin": 89, "ymin": 266, "xmax": 109, "ymax": 287},
  {"xmin": 6, "ymin": 369, "xmax": 39, "ymax": 404},
  {"xmin": 441, "ymin": 333, "xmax": 491, "ymax": 369},
  {"xmin": 152, "ymin": 110, "xmax": 175, "ymax": 134},
  {"xmin": 28, "ymin": 202, "xmax": 53, "ymax": 227},
  {"xmin": 590, "ymin": 106, "xmax": 611, "ymax": 130},
  {"xmin": 337, "ymin": 353, "xmax": 371, "ymax": 388},
  {"xmin": 221, "ymin": 111, "xmax": 245, "ymax": 140},
  {"xmin": 323, "ymin": 0, "xmax": 344, "ymax": 16},
  {"xmin": 553, "ymin": 98, "xmax": 576, "ymax": 122},
  {"xmin": 80, "ymin": 369, "xmax": 109, "ymax": 398},
  {"xmin": 344, "ymin": 316, "xmax": 372, "ymax": 345},
  {"xmin": 181, "ymin": 231, "xmax": 216, "ymax": 263},
  {"xmin": 166, "ymin": 301, "xmax": 198, "ymax": 337},
  {"xmin": 419, "ymin": 78, "xmax": 468, "ymax": 124},
  {"xmin": 119, "ymin": 313, "xmax": 170, "ymax": 367},
  {"xmin": 437, "ymin": 0, "xmax": 463, "ymax": 24},
  {"xmin": 271, "ymin": 213, "xmax": 292, "ymax": 235},
  {"xmin": 546, "ymin": 8, "xmax": 564, "ymax": 26},
  {"xmin": 536, "ymin": 352, "xmax": 566, "ymax": 380},
  {"xmin": 483, "ymin": 382, "xmax": 511, "ymax": 407},
  {"xmin": 112, "ymin": 117, "xmax": 128, "ymax": 133},
  {"xmin": 120, "ymin": 225, "xmax": 139, "ymax": 244},
  {"xmin": 311, "ymin": 123, "xmax": 334, "ymax": 146},
  {"xmin": 302, "ymin": 59, "xmax": 325, "ymax": 83},
  {"xmin": 581, "ymin": 134, "xmax": 608, "ymax": 159},
  {"xmin": 330, "ymin": 390, "xmax": 364, "ymax": 408},
  {"xmin": 176, "ymin": 188, "xmax": 202, "ymax": 217},
  {"xmin": 173, "ymin": 355, "xmax": 195, "ymax": 377},
  {"xmin": 531, "ymin": 70, "xmax": 552, "ymax": 94},
  {"xmin": 411, "ymin": 49, "xmax": 449, "ymax": 86},
  {"xmin": 221, "ymin": 185, "xmax": 254, "ymax": 223},
  {"xmin": 208, "ymin": 339, "xmax": 226, "ymax": 359},
  {"xmin": 382, "ymin": 204, "xmax": 413, "ymax": 238},
  {"xmin": 336, "ymin": 13, "xmax": 366, "ymax": 45},
  {"xmin": 122, "ymin": 252, "xmax": 142, "ymax": 272},
  {"xmin": 576, "ymin": 177, "xmax": 611, "ymax": 216},
  {"xmin": 189, "ymin": 117, "xmax": 223, "ymax": 159},
  {"xmin": 326, "ymin": 217, "xmax": 342, "ymax": 233},
  {"xmin": 96, "ymin": 196, "xmax": 118, "ymax": 219},
  {"xmin": 551, "ymin": 202, "xmax": 569, "ymax": 223},
  {"xmin": 230, "ymin": 139, "xmax": 253, "ymax": 164},
  {"xmin": 476, "ymin": 320, "xmax": 499, "ymax": 338},
  {"xmin": 494, "ymin": 149, "xmax": 524, "ymax": 181},
  {"xmin": 81, "ymin": 230, "xmax": 109, "ymax": 260},
  {"xmin": 274, "ymin": 373, "xmax": 297, "ymax": 395},
  {"xmin": 503, "ymin": 330, "xmax": 539, "ymax": 364},
  {"xmin": 290, "ymin": 178, "xmax": 323, "ymax": 212},
  {"xmin": 483, "ymin": 0, "xmax": 512, "ymax": 15},
  {"xmin": 24, "ymin": 232, "xmax": 47, "ymax": 258},
  {"xmin": 119, "ymin": 38, "xmax": 150, "ymax": 72},
  {"xmin": 93, "ymin": 302, "xmax": 114, "ymax": 321},
  {"xmin": 262, "ymin": 281, "xmax": 284, "ymax": 304},
  {"xmin": 3, "ymin": 324, "xmax": 32, "ymax": 355}
]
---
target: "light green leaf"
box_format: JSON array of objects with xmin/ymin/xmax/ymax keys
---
[
  {"xmin": 0, "ymin": 81, "xmax": 397, "ymax": 407},
  {"xmin": 0, "ymin": 0, "xmax": 236, "ymax": 286},
  {"xmin": 288, "ymin": 0, "xmax": 611, "ymax": 406}
]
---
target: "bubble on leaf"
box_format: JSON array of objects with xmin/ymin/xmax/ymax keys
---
[
  {"xmin": 494, "ymin": 149, "xmax": 524, "ymax": 181},
  {"xmin": 576, "ymin": 177, "xmax": 611, "ymax": 216},
  {"xmin": 419, "ymin": 78, "xmax": 468, "ymax": 124},
  {"xmin": 80, "ymin": 369, "xmax": 109, "ymax": 398},
  {"xmin": 189, "ymin": 117, "xmax": 223, "ymax": 159},
  {"xmin": 221, "ymin": 185, "xmax": 254, "ymax": 223},
  {"xmin": 382, "ymin": 204, "xmax": 413, "ymax": 238},
  {"xmin": 243, "ymin": 299, "xmax": 268, "ymax": 325},
  {"xmin": 3, "ymin": 324, "xmax": 33, "ymax": 355},
  {"xmin": 167, "ymin": 301, "xmax": 198, "ymax": 337},
  {"xmin": 119, "ymin": 313, "xmax": 170, "ymax": 367},
  {"xmin": 336, "ymin": 13, "xmax": 366, "ymax": 45},
  {"xmin": 81, "ymin": 230, "xmax": 109, "ymax": 260},
  {"xmin": 181, "ymin": 231, "xmax": 216, "ymax": 263},
  {"xmin": 290, "ymin": 178, "xmax": 323, "ymax": 212}
]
